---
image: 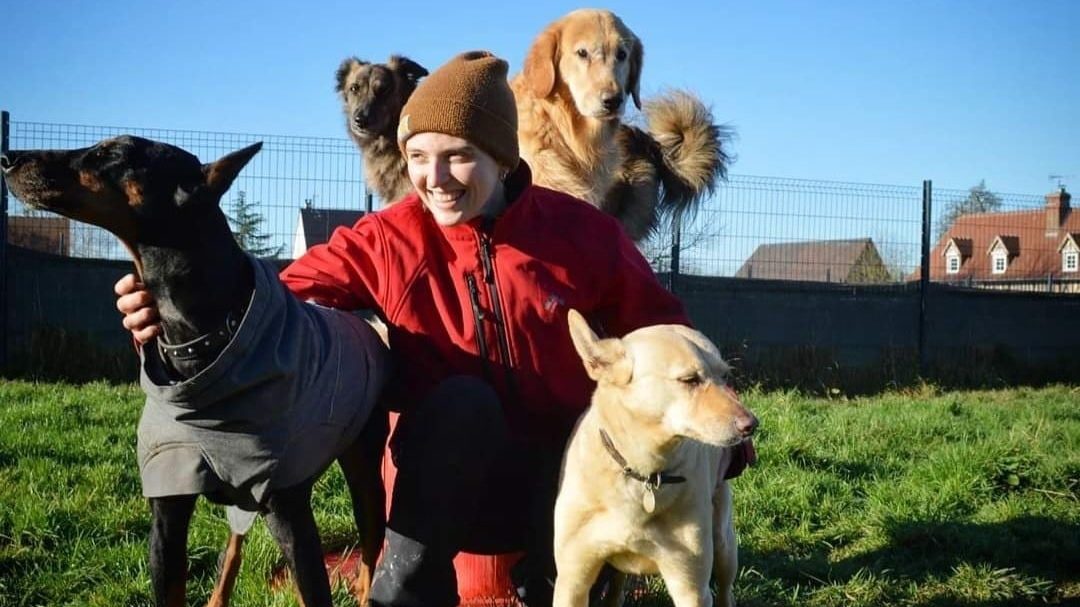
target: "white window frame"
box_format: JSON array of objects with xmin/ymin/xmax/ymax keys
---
[
  {"xmin": 946, "ymin": 254, "xmax": 960, "ymax": 274},
  {"xmin": 1065, "ymin": 251, "xmax": 1079, "ymax": 273},
  {"xmin": 992, "ymin": 252, "xmax": 1008, "ymax": 274}
]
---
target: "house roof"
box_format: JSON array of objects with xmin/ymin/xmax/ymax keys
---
[
  {"xmin": 928, "ymin": 195, "xmax": 1078, "ymax": 280},
  {"xmin": 297, "ymin": 208, "xmax": 366, "ymax": 248},
  {"xmin": 8, "ymin": 215, "xmax": 70, "ymax": 255},
  {"xmin": 943, "ymin": 237, "xmax": 973, "ymax": 258},
  {"xmin": 734, "ymin": 238, "xmax": 880, "ymax": 282},
  {"xmin": 1059, "ymin": 233, "xmax": 1080, "ymax": 252},
  {"xmin": 987, "ymin": 235, "xmax": 1020, "ymax": 256}
]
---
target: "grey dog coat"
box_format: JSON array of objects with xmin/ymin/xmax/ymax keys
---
[{"xmin": 137, "ymin": 256, "xmax": 387, "ymax": 533}]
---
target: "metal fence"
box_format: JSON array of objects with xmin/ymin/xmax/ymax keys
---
[
  {"xmin": 3, "ymin": 116, "xmax": 371, "ymax": 262},
  {"xmin": 2, "ymin": 114, "xmax": 1074, "ymax": 291},
  {"xmin": 4, "ymin": 115, "xmax": 1077, "ymax": 385}
]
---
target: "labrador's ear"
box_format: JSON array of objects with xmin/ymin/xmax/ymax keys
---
[
  {"xmin": 522, "ymin": 28, "xmax": 558, "ymax": 98},
  {"xmin": 567, "ymin": 309, "xmax": 632, "ymax": 385}
]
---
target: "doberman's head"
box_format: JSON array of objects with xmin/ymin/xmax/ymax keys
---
[
  {"xmin": 1, "ymin": 136, "xmax": 261, "ymax": 263},
  {"xmin": 336, "ymin": 55, "xmax": 428, "ymax": 143}
]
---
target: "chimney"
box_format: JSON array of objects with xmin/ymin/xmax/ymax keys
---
[{"xmin": 1046, "ymin": 187, "xmax": 1070, "ymax": 236}]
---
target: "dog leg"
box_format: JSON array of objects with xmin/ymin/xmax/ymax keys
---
[
  {"xmin": 657, "ymin": 553, "xmax": 713, "ymax": 607},
  {"xmin": 711, "ymin": 482, "xmax": 737, "ymax": 607},
  {"xmin": 204, "ymin": 532, "xmax": 245, "ymax": 607},
  {"xmin": 264, "ymin": 481, "xmax": 332, "ymax": 607},
  {"xmin": 149, "ymin": 495, "xmax": 198, "ymax": 607},
  {"xmin": 552, "ymin": 542, "xmax": 605, "ymax": 607},
  {"xmin": 337, "ymin": 411, "xmax": 389, "ymax": 606}
]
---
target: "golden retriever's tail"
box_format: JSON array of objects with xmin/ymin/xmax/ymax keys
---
[{"xmin": 644, "ymin": 89, "xmax": 734, "ymax": 218}]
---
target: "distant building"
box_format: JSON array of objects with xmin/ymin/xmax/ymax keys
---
[
  {"xmin": 292, "ymin": 207, "xmax": 366, "ymax": 259},
  {"xmin": 926, "ymin": 189, "xmax": 1078, "ymax": 293},
  {"xmin": 735, "ymin": 238, "xmax": 890, "ymax": 283},
  {"xmin": 8, "ymin": 215, "xmax": 70, "ymax": 255}
]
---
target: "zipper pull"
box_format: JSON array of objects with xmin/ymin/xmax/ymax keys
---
[
  {"xmin": 465, "ymin": 274, "xmax": 486, "ymax": 320},
  {"xmin": 480, "ymin": 234, "xmax": 495, "ymax": 283}
]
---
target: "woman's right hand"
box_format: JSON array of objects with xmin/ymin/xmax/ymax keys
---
[{"xmin": 115, "ymin": 273, "xmax": 162, "ymax": 344}]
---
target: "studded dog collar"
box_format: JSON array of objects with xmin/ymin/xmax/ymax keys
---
[{"xmin": 158, "ymin": 304, "xmax": 247, "ymax": 365}]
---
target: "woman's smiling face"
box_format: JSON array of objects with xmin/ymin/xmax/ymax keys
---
[{"xmin": 405, "ymin": 132, "xmax": 505, "ymax": 226}]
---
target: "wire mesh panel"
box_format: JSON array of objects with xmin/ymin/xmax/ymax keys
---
[
  {"xmin": 643, "ymin": 175, "xmax": 924, "ymax": 284},
  {"xmin": 6, "ymin": 120, "xmax": 367, "ymax": 260}
]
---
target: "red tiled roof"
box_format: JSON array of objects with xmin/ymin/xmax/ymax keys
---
[
  {"xmin": 1059, "ymin": 233, "xmax": 1080, "ymax": 252},
  {"xmin": 929, "ymin": 196, "xmax": 1078, "ymax": 280}
]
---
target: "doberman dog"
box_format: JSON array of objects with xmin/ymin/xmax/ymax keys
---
[{"xmin": 1, "ymin": 136, "xmax": 388, "ymax": 607}]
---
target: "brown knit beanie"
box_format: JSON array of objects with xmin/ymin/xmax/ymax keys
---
[{"xmin": 398, "ymin": 50, "xmax": 519, "ymax": 170}]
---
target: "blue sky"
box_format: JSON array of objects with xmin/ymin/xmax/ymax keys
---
[{"xmin": 2, "ymin": 0, "xmax": 1078, "ymax": 196}]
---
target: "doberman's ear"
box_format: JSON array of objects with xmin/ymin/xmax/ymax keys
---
[
  {"xmin": 335, "ymin": 57, "xmax": 365, "ymax": 93},
  {"xmin": 202, "ymin": 142, "xmax": 263, "ymax": 200},
  {"xmin": 388, "ymin": 55, "xmax": 429, "ymax": 84},
  {"xmin": 522, "ymin": 28, "xmax": 558, "ymax": 98}
]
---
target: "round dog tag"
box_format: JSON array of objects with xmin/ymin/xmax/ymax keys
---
[{"xmin": 642, "ymin": 488, "xmax": 656, "ymax": 513}]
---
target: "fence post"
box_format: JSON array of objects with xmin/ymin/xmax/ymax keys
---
[
  {"xmin": 918, "ymin": 180, "xmax": 932, "ymax": 378},
  {"xmin": 1, "ymin": 111, "xmax": 9, "ymax": 372},
  {"xmin": 669, "ymin": 207, "xmax": 683, "ymax": 294},
  {"xmin": 365, "ymin": 191, "xmax": 374, "ymax": 213}
]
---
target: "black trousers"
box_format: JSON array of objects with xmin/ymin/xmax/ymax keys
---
[{"xmin": 369, "ymin": 376, "xmax": 563, "ymax": 607}]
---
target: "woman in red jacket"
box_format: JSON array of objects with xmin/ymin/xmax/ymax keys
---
[{"xmin": 118, "ymin": 51, "xmax": 690, "ymax": 607}]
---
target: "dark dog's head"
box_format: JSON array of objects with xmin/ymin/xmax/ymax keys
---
[
  {"xmin": 335, "ymin": 55, "xmax": 428, "ymax": 142},
  {"xmin": 1, "ymin": 136, "xmax": 261, "ymax": 252}
]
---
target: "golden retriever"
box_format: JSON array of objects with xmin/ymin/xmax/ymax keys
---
[
  {"xmin": 512, "ymin": 9, "xmax": 642, "ymax": 209},
  {"xmin": 512, "ymin": 9, "xmax": 732, "ymax": 242},
  {"xmin": 554, "ymin": 310, "xmax": 759, "ymax": 607}
]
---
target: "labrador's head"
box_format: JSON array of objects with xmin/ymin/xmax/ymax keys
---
[{"xmin": 568, "ymin": 309, "xmax": 757, "ymax": 448}]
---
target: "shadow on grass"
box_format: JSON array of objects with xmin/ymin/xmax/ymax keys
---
[{"xmin": 739, "ymin": 516, "xmax": 1078, "ymax": 606}]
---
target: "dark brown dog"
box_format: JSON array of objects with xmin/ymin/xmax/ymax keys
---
[
  {"xmin": 336, "ymin": 55, "xmax": 428, "ymax": 206},
  {"xmin": 0, "ymin": 136, "xmax": 387, "ymax": 607}
]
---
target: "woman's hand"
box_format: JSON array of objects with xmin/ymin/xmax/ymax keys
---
[{"xmin": 115, "ymin": 273, "xmax": 162, "ymax": 344}]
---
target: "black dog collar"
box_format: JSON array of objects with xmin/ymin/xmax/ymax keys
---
[
  {"xmin": 158, "ymin": 304, "xmax": 246, "ymax": 363},
  {"xmin": 598, "ymin": 428, "xmax": 686, "ymax": 489}
]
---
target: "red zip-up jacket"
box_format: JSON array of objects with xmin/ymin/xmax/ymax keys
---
[{"xmin": 280, "ymin": 165, "xmax": 689, "ymax": 444}]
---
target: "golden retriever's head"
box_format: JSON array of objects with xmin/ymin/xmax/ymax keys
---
[
  {"xmin": 567, "ymin": 310, "xmax": 758, "ymax": 448},
  {"xmin": 521, "ymin": 9, "xmax": 643, "ymax": 120}
]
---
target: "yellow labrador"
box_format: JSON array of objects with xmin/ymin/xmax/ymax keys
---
[{"xmin": 555, "ymin": 310, "xmax": 758, "ymax": 607}]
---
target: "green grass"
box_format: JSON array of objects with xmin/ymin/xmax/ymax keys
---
[{"xmin": 1, "ymin": 381, "xmax": 1077, "ymax": 606}]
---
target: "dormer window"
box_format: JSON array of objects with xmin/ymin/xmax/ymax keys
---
[
  {"xmin": 1061, "ymin": 234, "xmax": 1079, "ymax": 273},
  {"xmin": 987, "ymin": 235, "xmax": 1018, "ymax": 277},
  {"xmin": 947, "ymin": 254, "xmax": 960, "ymax": 274},
  {"xmin": 941, "ymin": 238, "xmax": 971, "ymax": 277},
  {"xmin": 992, "ymin": 252, "xmax": 1007, "ymax": 274}
]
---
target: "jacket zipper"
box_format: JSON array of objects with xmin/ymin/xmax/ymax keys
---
[
  {"xmin": 478, "ymin": 229, "xmax": 519, "ymax": 400},
  {"xmin": 465, "ymin": 273, "xmax": 493, "ymax": 384}
]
